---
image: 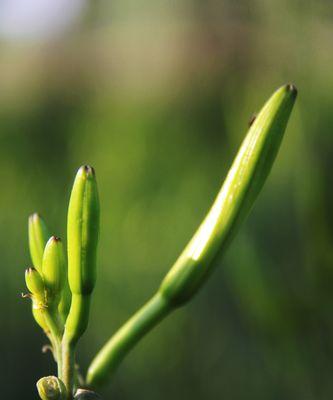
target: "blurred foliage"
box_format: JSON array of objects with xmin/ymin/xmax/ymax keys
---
[{"xmin": 1, "ymin": 0, "xmax": 333, "ymax": 399}]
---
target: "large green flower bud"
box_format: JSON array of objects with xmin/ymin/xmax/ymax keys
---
[
  {"xmin": 67, "ymin": 165, "xmax": 100, "ymax": 296},
  {"xmin": 159, "ymin": 84, "xmax": 297, "ymax": 306},
  {"xmin": 37, "ymin": 376, "xmax": 66, "ymax": 400},
  {"xmin": 86, "ymin": 84, "xmax": 298, "ymax": 389},
  {"xmin": 42, "ymin": 236, "xmax": 66, "ymax": 306},
  {"xmin": 29, "ymin": 213, "xmax": 50, "ymax": 272},
  {"xmin": 63, "ymin": 165, "xmax": 99, "ymax": 347}
]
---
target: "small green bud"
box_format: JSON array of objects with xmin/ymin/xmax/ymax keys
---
[
  {"xmin": 29, "ymin": 213, "xmax": 50, "ymax": 272},
  {"xmin": 25, "ymin": 267, "xmax": 45, "ymax": 304},
  {"xmin": 37, "ymin": 376, "xmax": 66, "ymax": 400},
  {"xmin": 160, "ymin": 84, "xmax": 297, "ymax": 306},
  {"xmin": 42, "ymin": 236, "xmax": 66, "ymax": 306},
  {"xmin": 67, "ymin": 165, "xmax": 100, "ymax": 296}
]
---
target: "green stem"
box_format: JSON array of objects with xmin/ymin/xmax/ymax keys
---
[
  {"xmin": 62, "ymin": 339, "xmax": 75, "ymax": 399},
  {"xmin": 43, "ymin": 308, "xmax": 63, "ymax": 377},
  {"xmin": 86, "ymin": 292, "xmax": 171, "ymax": 389},
  {"xmin": 62, "ymin": 294, "xmax": 91, "ymax": 398}
]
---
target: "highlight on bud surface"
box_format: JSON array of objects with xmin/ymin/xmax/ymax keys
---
[
  {"xmin": 67, "ymin": 165, "xmax": 100, "ymax": 296},
  {"xmin": 42, "ymin": 236, "xmax": 66, "ymax": 306},
  {"xmin": 160, "ymin": 83, "xmax": 297, "ymax": 306},
  {"xmin": 29, "ymin": 213, "xmax": 50, "ymax": 272},
  {"xmin": 37, "ymin": 376, "xmax": 66, "ymax": 400}
]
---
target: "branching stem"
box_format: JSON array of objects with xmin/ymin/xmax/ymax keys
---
[{"xmin": 86, "ymin": 292, "xmax": 171, "ymax": 388}]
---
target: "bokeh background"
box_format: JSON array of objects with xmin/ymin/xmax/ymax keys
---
[{"xmin": 1, "ymin": 1, "xmax": 333, "ymax": 399}]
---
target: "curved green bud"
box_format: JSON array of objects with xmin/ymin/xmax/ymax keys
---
[
  {"xmin": 67, "ymin": 165, "xmax": 100, "ymax": 296},
  {"xmin": 25, "ymin": 267, "xmax": 46, "ymax": 304},
  {"xmin": 29, "ymin": 213, "xmax": 50, "ymax": 272},
  {"xmin": 86, "ymin": 84, "xmax": 297, "ymax": 389},
  {"xmin": 42, "ymin": 236, "xmax": 66, "ymax": 306},
  {"xmin": 74, "ymin": 389, "xmax": 101, "ymax": 399},
  {"xmin": 37, "ymin": 376, "xmax": 66, "ymax": 400},
  {"xmin": 159, "ymin": 84, "xmax": 297, "ymax": 306}
]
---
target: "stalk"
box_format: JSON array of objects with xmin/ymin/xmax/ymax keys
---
[
  {"xmin": 86, "ymin": 84, "xmax": 297, "ymax": 389},
  {"xmin": 43, "ymin": 308, "xmax": 63, "ymax": 377},
  {"xmin": 87, "ymin": 293, "xmax": 170, "ymax": 388}
]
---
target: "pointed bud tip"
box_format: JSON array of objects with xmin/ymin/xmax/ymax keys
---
[
  {"xmin": 285, "ymin": 83, "xmax": 297, "ymax": 96},
  {"xmin": 29, "ymin": 212, "xmax": 41, "ymax": 222},
  {"xmin": 45, "ymin": 236, "xmax": 62, "ymax": 248},
  {"xmin": 78, "ymin": 165, "xmax": 95, "ymax": 178},
  {"xmin": 26, "ymin": 267, "xmax": 37, "ymax": 275}
]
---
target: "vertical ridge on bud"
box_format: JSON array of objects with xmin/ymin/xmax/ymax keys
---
[{"xmin": 58, "ymin": 277, "xmax": 71, "ymax": 326}]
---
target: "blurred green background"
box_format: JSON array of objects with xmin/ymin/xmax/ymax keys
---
[{"xmin": 1, "ymin": 1, "xmax": 333, "ymax": 399}]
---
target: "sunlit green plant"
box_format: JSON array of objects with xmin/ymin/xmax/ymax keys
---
[{"xmin": 24, "ymin": 84, "xmax": 297, "ymax": 399}]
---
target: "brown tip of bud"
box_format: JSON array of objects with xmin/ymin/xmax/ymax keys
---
[
  {"xmin": 26, "ymin": 267, "xmax": 37, "ymax": 275},
  {"xmin": 285, "ymin": 83, "xmax": 297, "ymax": 97},
  {"xmin": 29, "ymin": 213, "xmax": 37, "ymax": 223},
  {"xmin": 286, "ymin": 83, "xmax": 296, "ymax": 92},
  {"xmin": 50, "ymin": 235, "xmax": 61, "ymax": 242},
  {"xmin": 79, "ymin": 165, "xmax": 95, "ymax": 177}
]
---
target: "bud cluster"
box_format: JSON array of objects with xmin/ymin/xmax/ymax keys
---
[{"xmin": 24, "ymin": 166, "xmax": 100, "ymax": 399}]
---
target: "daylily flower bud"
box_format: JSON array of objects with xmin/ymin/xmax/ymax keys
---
[
  {"xmin": 42, "ymin": 236, "xmax": 66, "ymax": 306},
  {"xmin": 25, "ymin": 267, "xmax": 45, "ymax": 304},
  {"xmin": 67, "ymin": 165, "xmax": 100, "ymax": 296},
  {"xmin": 29, "ymin": 213, "xmax": 50, "ymax": 272},
  {"xmin": 64, "ymin": 165, "xmax": 99, "ymax": 346},
  {"xmin": 86, "ymin": 84, "xmax": 298, "ymax": 389},
  {"xmin": 160, "ymin": 84, "xmax": 297, "ymax": 306}
]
